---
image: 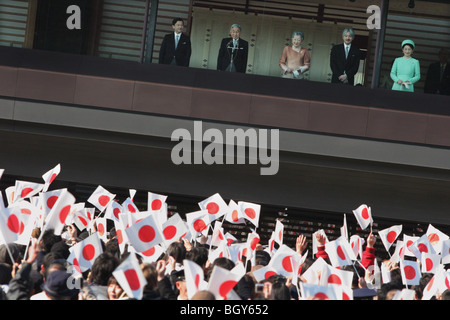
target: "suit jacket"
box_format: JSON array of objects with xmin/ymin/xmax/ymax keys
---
[
  {"xmin": 424, "ymin": 62, "xmax": 450, "ymax": 95},
  {"xmin": 330, "ymin": 43, "xmax": 361, "ymax": 85},
  {"xmin": 217, "ymin": 37, "xmax": 248, "ymax": 73},
  {"xmin": 159, "ymin": 32, "xmax": 191, "ymax": 67}
]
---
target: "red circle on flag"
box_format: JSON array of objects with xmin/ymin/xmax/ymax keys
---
[
  {"xmin": 98, "ymin": 223, "xmax": 105, "ymax": 236},
  {"xmin": 82, "ymin": 244, "xmax": 96, "ymax": 261},
  {"xmin": 387, "ymin": 231, "xmax": 397, "ymax": 244},
  {"xmin": 98, "ymin": 195, "xmax": 110, "ymax": 207},
  {"xmin": 116, "ymin": 229, "xmax": 123, "ymax": 245},
  {"xmin": 231, "ymin": 210, "xmax": 239, "ymax": 222},
  {"xmin": 124, "ymin": 269, "xmax": 141, "ymax": 291},
  {"xmin": 21, "ymin": 187, "xmax": 34, "ymax": 198},
  {"xmin": 265, "ymin": 271, "xmax": 277, "ymax": 279},
  {"xmin": 193, "ymin": 219, "xmax": 207, "ymax": 233},
  {"xmin": 343, "ymin": 292, "xmax": 351, "ymax": 300},
  {"xmin": 151, "ymin": 199, "xmax": 162, "ymax": 211},
  {"xmin": 428, "ymin": 233, "xmax": 439, "ymax": 245},
  {"xmin": 404, "ymin": 265, "xmax": 416, "ymax": 280},
  {"xmin": 361, "ymin": 207, "xmax": 369, "ymax": 219},
  {"xmin": 21, "ymin": 208, "xmax": 32, "ymax": 215},
  {"xmin": 328, "ymin": 274, "xmax": 342, "ymax": 285},
  {"xmin": 141, "ymin": 246, "xmax": 156, "ymax": 257},
  {"xmin": 73, "ymin": 258, "xmax": 82, "ymax": 273},
  {"xmin": 7, "ymin": 214, "xmax": 20, "ymax": 234},
  {"xmin": 425, "ymin": 258, "xmax": 433, "ymax": 272},
  {"xmin": 406, "ymin": 240, "xmax": 414, "ymax": 247},
  {"xmin": 139, "ymin": 225, "xmax": 156, "ymax": 243},
  {"xmin": 195, "ymin": 274, "xmax": 200, "ymax": 289},
  {"xmin": 58, "ymin": 205, "xmax": 71, "ymax": 224},
  {"xmin": 78, "ymin": 216, "xmax": 88, "ymax": 227},
  {"xmin": 219, "ymin": 280, "xmax": 238, "ymax": 299},
  {"xmin": 250, "ymin": 237, "xmax": 260, "ymax": 251},
  {"xmin": 278, "ymin": 231, "xmax": 282, "ymax": 241},
  {"xmin": 314, "ymin": 292, "xmax": 329, "ymax": 300},
  {"xmin": 49, "ymin": 173, "xmax": 58, "ymax": 184},
  {"xmin": 206, "ymin": 202, "xmax": 219, "ymax": 215},
  {"xmin": 282, "ymin": 256, "xmax": 293, "ymax": 272},
  {"xmin": 163, "ymin": 225, "xmax": 177, "ymax": 240},
  {"xmin": 113, "ymin": 208, "xmax": 121, "ymax": 219},
  {"xmin": 47, "ymin": 196, "xmax": 58, "ymax": 209},
  {"xmin": 128, "ymin": 204, "xmax": 136, "ymax": 213},
  {"xmin": 417, "ymin": 243, "xmax": 429, "ymax": 253},
  {"xmin": 337, "ymin": 245, "xmax": 346, "ymax": 260},
  {"xmin": 244, "ymin": 208, "xmax": 256, "ymax": 219}
]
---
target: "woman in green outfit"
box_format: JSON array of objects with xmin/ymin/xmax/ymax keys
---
[{"xmin": 390, "ymin": 39, "xmax": 421, "ymax": 92}]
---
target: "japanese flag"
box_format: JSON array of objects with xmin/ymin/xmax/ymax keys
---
[
  {"xmin": 137, "ymin": 244, "xmax": 165, "ymax": 264},
  {"xmin": 403, "ymin": 234, "xmax": 419, "ymax": 257},
  {"xmin": 122, "ymin": 197, "xmax": 139, "ymax": 214},
  {"xmin": 161, "ymin": 213, "xmax": 188, "ymax": 246},
  {"xmin": 300, "ymin": 282, "xmax": 340, "ymax": 300},
  {"xmin": 274, "ymin": 219, "xmax": 284, "ymax": 246},
  {"xmin": 207, "ymin": 265, "xmax": 245, "ymax": 300},
  {"xmin": 114, "ymin": 215, "xmax": 129, "ymax": 254},
  {"xmin": 408, "ymin": 234, "xmax": 436, "ymax": 260},
  {"xmin": 147, "ymin": 192, "xmax": 167, "ymax": 211},
  {"xmin": 125, "ymin": 214, "xmax": 164, "ymax": 253},
  {"xmin": 209, "ymin": 240, "xmax": 231, "ymax": 263},
  {"xmin": 319, "ymin": 263, "xmax": 354, "ymax": 288},
  {"xmin": 198, "ymin": 193, "xmax": 228, "ymax": 223},
  {"xmin": 87, "ymin": 185, "xmax": 115, "ymax": 213},
  {"xmin": 228, "ymin": 243, "xmax": 246, "ymax": 264},
  {"xmin": 224, "ymin": 200, "xmax": 245, "ymax": 224},
  {"xmin": 186, "ymin": 210, "xmax": 211, "ymax": 238},
  {"xmin": 13, "ymin": 180, "xmax": 44, "ymax": 203},
  {"xmin": 0, "ymin": 205, "xmax": 21, "ymax": 245},
  {"xmin": 400, "ymin": 259, "xmax": 421, "ymax": 286},
  {"xmin": 96, "ymin": 217, "xmax": 108, "ymax": 242},
  {"xmin": 43, "ymin": 189, "xmax": 76, "ymax": 235},
  {"xmin": 244, "ymin": 231, "xmax": 260, "ymax": 262},
  {"xmin": 325, "ymin": 236, "xmax": 356, "ymax": 267},
  {"xmin": 68, "ymin": 232, "xmax": 103, "ymax": 273},
  {"xmin": 352, "ymin": 204, "xmax": 373, "ymax": 230},
  {"xmin": 267, "ymin": 232, "xmax": 276, "ymax": 256},
  {"xmin": 104, "ymin": 201, "xmax": 123, "ymax": 222},
  {"xmin": 238, "ymin": 201, "xmax": 261, "ymax": 228},
  {"xmin": 390, "ymin": 240, "xmax": 405, "ymax": 264},
  {"xmin": 39, "ymin": 189, "xmax": 66, "ymax": 218},
  {"xmin": 393, "ymin": 288, "xmax": 416, "ymax": 300},
  {"xmin": 184, "ymin": 259, "xmax": 207, "ymax": 299},
  {"xmin": 72, "ymin": 209, "xmax": 91, "ymax": 232},
  {"xmin": 378, "ymin": 225, "xmax": 402, "ymax": 253},
  {"xmin": 426, "ymin": 224, "xmax": 449, "ymax": 254},
  {"xmin": 113, "ymin": 252, "xmax": 147, "ymax": 300},
  {"xmin": 8, "ymin": 200, "xmax": 39, "ymax": 246},
  {"xmin": 441, "ymin": 239, "xmax": 450, "ymax": 265},
  {"xmin": 421, "ymin": 253, "xmax": 441, "ymax": 274},
  {"xmin": 349, "ymin": 234, "xmax": 364, "ymax": 259},
  {"xmin": 340, "ymin": 214, "xmax": 348, "ymax": 241},
  {"xmin": 224, "ymin": 232, "xmax": 237, "ymax": 246},
  {"xmin": 210, "ymin": 221, "xmax": 226, "ymax": 247},
  {"xmin": 301, "ymin": 257, "xmax": 328, "ymax": 285},
  {"xmin": 268, "ymin": 244, "xmax": 301, "ymax": 277},
  {"xmin": 252, "ymin": 265, "xmax": 279, "ymax": 283},
  {"xmin": 42, "ymin": 163, "xmax": 61, "ymax": 192}
]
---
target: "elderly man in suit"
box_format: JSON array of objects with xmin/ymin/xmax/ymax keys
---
[
  {"xmin": 424, "ymin": 48, "xmax": 450, "ymax": 95},
  {"xmin": 159, "ymin": 18, "xmax": 191, "ymax": 67},
  {"xmin": 330, "ymin": 28, "xmax": 361, "ymax": 85},
  {"xmin": 217, "ymin": 24, "xmax": 249, "ymax": 73}
]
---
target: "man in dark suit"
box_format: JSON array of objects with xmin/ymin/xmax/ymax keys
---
[
  {"xmin": 217, "ymin": 24, "xmax": 248, "ymax": 73},
  {"xmin": 330, "ymin": 28, "xmax": 361, "ymax": 86},
  {"xmin": 159, "ymin": 18, "xmax": 191, "ymax": 67},
  {"xmin": 424, "ymin": 48, "xmax": 450, "ymax": 95}
]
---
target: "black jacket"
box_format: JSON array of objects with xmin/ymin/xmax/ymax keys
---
[
  {"xmin": 159, "ymin": 32, "xmax": 192, "ymax": 67},
  {"xmin": 217, "ymin": 37, "xmax": 249, "ymax": 73},
  {"xmin": 330, "ymin": 43, "xmax": 361, "ymax": 85},
  {"xmin": 424, "ymin": 62, "xmax": 450, "ymax": 95}
]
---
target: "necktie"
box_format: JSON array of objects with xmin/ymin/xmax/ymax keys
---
[
  {"xmin": 345, "ymin": 46, "xmax": 349, "ymax": 59},
  {"xmin": 175, "ymin": 34, "xmax": 180, "ymax": 48}
]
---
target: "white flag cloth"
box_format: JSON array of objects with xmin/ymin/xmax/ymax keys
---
[
  {"xmin": 184, "ymin": 259, "xmax": 207, "ymax": 299},
  {"xmin": 238, "ymin": 201, "xmax": 261, "ymax": 228},
  {"xmin": 421, "ymin": 265, "xmax": 447, "ymax": 300},
  {"xmin": 378, "ymin": 225, "xmax": 402, "ymax": 253},
  {"xmin": 325, "ymin": 236, "xmax": 356, "ymax": 267},
  {"xmin": 72, "ymin": 209, "xmax": 91, "ymax": 232},
  {"xmin": 122, "ymin": 197, "xmax": 139, "ymax": 214},
  {"xmin": 8, "ymin": 200, "xmax": 39, "ymax": 246},
  {"xmin": 393, "ymin": 289, "xmax": 416, "ymax": 300},
  {"xmin": 300, "ymin": 282, "xmax": 340, "ymax": 300},
  {"xmin": 352, "ymin": 204, "xmax": 373, "ymax": 230},
  {"xmin": 301, "ymin": 257, "xmax": 328, "ymax": 285},
  {"xmin": 198, "ymin": 193, "xmax": 228, "ymax": 223},
  {"xmin": 408, "ymin": 234, "xmax": 436, "ymax": 261},
  {"xmin": 96, "ymin": 217, "xmax": 108, "ymax": 242},
  {"xmin": 340, "ymin": 214, "xmax": 348, "ymax": 241},
  {"xmin": 441, "ymin": 238, "xmax": 450, "ymax": 265},
  {"xmin": 43, "ymin": 189, "xmax": 76, "ymax": 235},
  {"xmin": 185, "ymin": 210, "xmax": 210, "ymax": 238},
  {"xmin": 208, "ymin": 240, "xmax": 231, "ymax": 263},
  {"xmin": 0, "ymin": 204, "xmax": 21, "ymax": 245},
  {"xmin": 125, "ymin": 213, "xmax": 164, "ymax": 253},
  {"xmin": 224, "ymin": 200, "xmax": 245, "ymax": 224},
  {"xmin": 319, "ymin": 263, "xmax": 354, "ymax": 288},
  {"xmin": 274, "ymin": 219, "xmax": 284, "ymax": 246},
  {"xmin": 13, "ymin": 180, "xmax": 44, "ymax": 203},
  {"xmin": 252, "ymin": 265, "xmax": 278, "ymax": 283},
  {"xmin": 42, "ymin": 163, "xmax": 61, "ymax": 192},
  {"xmin": 268, "ymin": 244, "xmax": 301, "ymax": 277},
  {"xmin": 207, "ymin": 265, "xmax": 245, "ymax": 300},
  {"xmin": 114, "ymin": 215, "xmax": 129, "ymax": 254},
  {"xmin": 137, "ymin": 244, "xmax": 165, "ymax": 263},
  {"xmin": 87, "ymin": 185, "xmax": 115, "ymax": 213},
  {"xmin": 68, "ymin": 232, "xmax": 103, "ymax": 273},
  {"xmin": 210, "ymin": 221, "xmax": 226, "ymax": 247},
  {"xmin": 400, "ymin": 259, "xmax": 421, "ymax": 286},
  {"xmin": 349, "ymin": 234, "xmax": 364, "ymax": 259},
  {"xmin": 104, "ymin": 201, "xmax": 123, "ymax": 222},
  {"xmin": 426, "ymin": 224, "xmax": 449, "ymax": 254},
  {"xmin": 421, "ymin": 253, "xmax": 441, "ymax": 274},
  {"xmin": 147, "ymin": 192, "xmax": 168, "ymax": 211},
  {"xmin": 113, "ymin": 253, "xmax": 147, "ymax": 300},
  {"xmin": 161, "ymin": 213, "xmax": 188, "ymax": 246},
  {"xmin": 390, "ymin": 240, "xmax": 405, "ymax": 263},
  {"xmin": 403, "ymin": 234, "xmax": 419, "ymax": 257}
]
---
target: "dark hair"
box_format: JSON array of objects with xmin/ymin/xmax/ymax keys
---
[
  {"xmin": 172, "ymin": 17, "xmax": 184, "ymax": 26},
  {"xmin": 141, "ymin": 263, "xmax": 158, "ymax": 290},
  {"xmin": 88, "ymin": 252, "xmax": 120, "ymax": 286},
  {"xmin": 442, "ymin": 289, "xmax": 450, "ymax": 300},
  {"xmin": 166, "ymin": 242, "xmax": 186, "ymax": 264},
  {"xmin": 402, "ymin": 43, "xmax": 414, "ymax": 50},
  {"xmin": 271, "ymin": 281, "xmax": 291, "ymax": 300},
  {"xmin": 185, "ymin": 246, "xmax": 209, "ymax": 267},
  {"xmin": 254, "ymin": 250, "xmax": 271, "ymax": 267},
  {"xmin": 41, "ymin": 230, "xmax": 61, "ymax": 253}
]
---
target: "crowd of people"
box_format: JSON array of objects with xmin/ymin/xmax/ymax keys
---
[
  {"xmin": 159, "ymin": 18, "xmax": 449, "ymax": 94},
  {"xmin": 1, "ymin": 170, "xmax": 449, "ymax": 301}
]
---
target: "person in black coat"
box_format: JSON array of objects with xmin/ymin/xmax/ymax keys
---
[
  {"xmin": 217, "ymin": 24, "xmax": 248, "ymax": 73},
  {"xmin": 424, "ymin": 48, "xmax": 450, "ymax": 95},
  {"xmin": 330, "ymin": 27, "xmax": 361, "ymax": 86},
  {"xmin": 159, "ymin": 18, "xmax": 192, "ymax": 67}
]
